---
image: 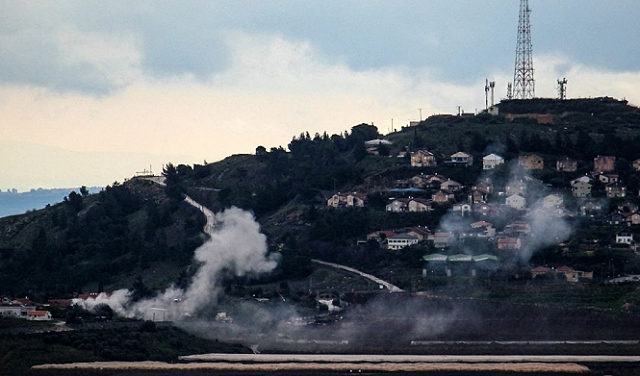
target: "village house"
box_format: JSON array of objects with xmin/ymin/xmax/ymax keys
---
[
  {"xmin": 606, "ymin": 182, "xmax": 627, "ymax": 198},
  {"xmin": 28, "ymin": 310, "xmax": 52, "ymax": 321},
  {"xmin": 448, "ymin": 151, "xmax": 473, "ymax": 166},
  {"xmin": 386, "ymin": 198, "xmax": 433, "ymax": 212},
  {"xmin": 425, "ymin": 174, "xmax": 449, "ymax": 186},
  {"xmin": 386, "ymin": 198, "xmax": 410, "ymax": 212},
  {"xmin": 504, "ymin": 221, "xmax": 531, "ymax": 236},
  {"xmin": 594, "ymin": 155, "xmax": 616, "ymax": 173},
  {"xmin": 618, "ymin": 201, "xmax": 639, "ymax": 214},
  {"xmin": 452, "ymin": 202, "xmax": 472, "ymax": 217},
  {"xmin": 469, "ymin": 221, "xmax": 496, "ymax": 237},
  {"xmin": 531, "ymin": 266, "xmax": 553, "ymax": 279},
  {"xmin": 505, "ymin": 194, "xmax": 526, "ymax": 210},
  {"xmin": 432, "ymin": 189, "xmax": 455, "ymax": 204},
  {"xmin": 598, "ymin": 173, "xmax": 619, "ymax": 184},
  {"xmin": 475, "ymin": 177, "xmax": 494, "ymax": 193},
  {"xmin": 474, "ymin": 202, "xmax": 502, "ymax": 216},
  {"xmin": 542, "ymin": 194, "xmax": 564, "ymax": 208},
  {"xmin": 411, "ymin": 150, "xmax": 437, "ymax": 167},
  {"xmin": 327, "ymin": 192, "xmax": 367, "ymax": 208},
  {"xmin": 518, "ymin": 154, "xmax": 544, "ymax": 170},
  {"xmin": 604, "ymin": 212, "xmax": 626, "ymax": 226},
  {"xmin": 387, "ymin": 233, "xmax": 420, "ymax": 250},
  {"xmin": 411, "ymin": 174, "xmax": 448, "ymax": 188},
  {"xmin": 497, "ymin": 237, "xmax": 522, "ymax": 250},
  {"xmin": 531, "ymin": 266, "xmax": 593, "ymax": 282},
  {"xmin": 0, "ymin": 302, "xmax": 36, "ymax": 319},
  {"xmin": 571, "ymin": 176, "xmax": 592, "ymax": 198},
  {"xmin": 407, "ymin": 198, "xmax": 433, "ymax": 212},
  {"xmin": 440, "ymin": 179, "xmax": 463, "ymax": 192},
  {"xmin": 410, "ymin": 174, "xmax": 430, "ymax": 188},
  {"xmin": 505, "ymin": 180, "xmax": 526, "ymax": 196},
  {"xmin": 616, "ymin": 230, "xmax": 633, "ymax": 245},
  {"xmin": 556, "ymin": 157, "xmax": 577, "ymax": 172},
  {"xmin": 469, "ymin": 187, "xmax": 490, "ymax": 202},
  {"xmin": 579, "ymin": 198, "xmax": 604, "ymax": 216},
  {"xmin": 556, "ymin": 266, "xmax": 594, "ymax": 282},
  {"xmin": 433, "ymin": 232, "xmax": 454, "ymax": 248},
  {"xmin": 483, "ymin": 153, "xmax": 504, "ymax": 170},
  {"xmin": 623, "ymin": 212, "xmax": 640, "ymax": 226},
  {"xmin": 405, "ymin": 226, "xmax": 431, "ymax": 241}
]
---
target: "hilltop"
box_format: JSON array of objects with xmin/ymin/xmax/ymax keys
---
[{"xmin": 3, "ymin": 97, "xmax": 640, "ymax": 310}]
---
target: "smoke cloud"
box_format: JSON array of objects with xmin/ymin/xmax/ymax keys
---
[
  {"xmin": 433, "ymin": 159, "xmax": 574, "ymax": 265},
  {"xmin": 79, "ymin": 206, "xmax": 280, "ymax": 321}
]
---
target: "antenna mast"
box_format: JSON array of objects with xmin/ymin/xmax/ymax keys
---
[
  {"xmin": 485, "ymin": 79, "xmax": 490, "ymax": 110},
  {"xmin": 557, "ymin": 78, "xmax": 567, "ymax": 100},
  {"xmin": 513, "ymin": 0, "xmax": 535, "ymax": 99}
]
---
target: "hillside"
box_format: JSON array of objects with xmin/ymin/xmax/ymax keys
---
[{"xmin": 3, "ymin": 97, "xmax": 640, "ymax": 310}]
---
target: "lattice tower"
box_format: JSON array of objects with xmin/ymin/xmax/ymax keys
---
[{"xmin": 513, "ymin": 0, "xmax": 535, "ymax": 99}]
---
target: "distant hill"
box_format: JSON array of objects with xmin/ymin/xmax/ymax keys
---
[
  {"xmin": 0, "ymin": 187, "xmax": 102, "ymax": 218},
  {"xmin": 3, "ymin": 97, "xmax": 640, "ymax": 306}
]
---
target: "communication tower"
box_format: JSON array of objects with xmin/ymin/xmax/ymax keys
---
[
  {"xmin": 512, "ymin": 0, "xmax": 535, "ymax": 99},
  {"xmin": 557, "ymin": 78, "xmax": 567, "ymax": 100},
  {"xmin": 485, "ymin": 79, "xmax": 496, "ymax": 110}
]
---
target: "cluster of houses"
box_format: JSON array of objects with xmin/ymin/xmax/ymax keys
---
[
  {"xmin": 0, "ymin": 297, "xmax": 52, "ymax": 321},
  {"xmin": 325, "ymin": 147, "xmax": 640, "ymax": 281},
  {"xmin": 0, "ymin": 293, "xmax": 112, "ymax": 322}
]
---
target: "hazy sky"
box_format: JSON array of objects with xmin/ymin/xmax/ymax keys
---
[{"xmin": 2, "ymin": 1, "xmax": 640, "ymax": 191}]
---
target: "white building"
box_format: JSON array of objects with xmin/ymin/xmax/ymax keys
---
[
  {"xmin": 483, "ymin": 153, "xmax": 504, "ymax": 170},
  {"xmin": 505, "ymin": 194, "xmax": 526, "ymax": 210},
  {"xmin": 542, "ymin": 194, "xmax": 564, "ymax": 208},
  {"xmin": 616, "ymin": 231, "xmax": 634, "ymax": 245},
  {"xmin": 387, "ymin": 233, "xmax": 420, "ymax": 250}
]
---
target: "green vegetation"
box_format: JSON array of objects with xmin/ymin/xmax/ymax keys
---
[
  {"xmin": 2, "ymin": 97, "xmax": 640, "ymax": 307},
  {"xmin": 0, "ymin": 179, "xmax": 206, "ymax": 297}
]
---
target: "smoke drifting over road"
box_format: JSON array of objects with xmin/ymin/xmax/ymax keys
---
[{"xmin": 81, "ymin": 207, "xmax": 280, "ymax": 321}]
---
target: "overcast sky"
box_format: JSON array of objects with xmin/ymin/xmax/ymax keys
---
[{"xmin": 2, "ymin": 1, "xmax": 640, "ymax": 191}]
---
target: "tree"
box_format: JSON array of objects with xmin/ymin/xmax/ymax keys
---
[
  {"xmin": 92, "ymin": 303, "xmax": 114, "ymax": 320},
  {"xmin": 377, "ymin": 143, "xmax": 390, "ymax": 157},
  {"xmin": 255, "ymin": 145, "xmax": 267, "ymax": 162},
  {"xmin": 64, "ymin": 191, "xmax": 83, "ymax": 213},
  {"xmin": 162, "ymin": 163, "xmax": 179, "ymax": 183},
  {"xmin": 347, "ymin": 123, "xmax": 379, "ymax": 149}
]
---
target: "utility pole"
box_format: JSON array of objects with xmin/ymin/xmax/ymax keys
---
[{"xmin": 513, "ymin": 0, "xmax": 535, "ymax": 99}]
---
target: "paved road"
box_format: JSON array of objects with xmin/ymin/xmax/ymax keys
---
[
  {"xmin": 143, "ymin": 176, "xmax": 216, "ymax": 233},
  {"xmin": 142, "ymin": 177, "xmax": 395, "ymax": 291},
  {"xmin": 311, "ymin": 259, "xmax": 404, "ymax": 292},
  {"xmin": 184, "ymin": 196, "xmax": 217, "ymax": 233}
]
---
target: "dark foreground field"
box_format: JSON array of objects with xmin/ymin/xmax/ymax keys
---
[{"xmin": 4, "ymin": 293, "xmax": 640, "ymax": 375}]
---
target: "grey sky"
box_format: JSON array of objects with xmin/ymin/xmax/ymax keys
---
[
  {"xmin": 3, "ymin": 1, "xmax": 638, "ymax": 93},
  {"xmin": 2, "ymin": 1, "xmax": 640, "ymax": 191}
]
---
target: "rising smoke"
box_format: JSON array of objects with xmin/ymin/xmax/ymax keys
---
[{"xmin": 80, "ymin": 207, "xmax": 280, "ymax": 321}]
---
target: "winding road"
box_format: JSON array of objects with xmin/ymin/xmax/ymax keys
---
[
  {"xmin": 143, "ymin": 176, "xmax": 400, "ymax": 292},
  {"xmin": 311, "ymin": 259, "xmax": 404, "ymax": 292}
]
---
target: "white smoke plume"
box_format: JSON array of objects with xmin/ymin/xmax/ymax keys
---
[
  {"xmin": 81, "ymin": 206, "xmax": 280, "ymax": 321},
  {"xmin": 433, "ymin": 159, "xmax": 574, "ymax": 265}
]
